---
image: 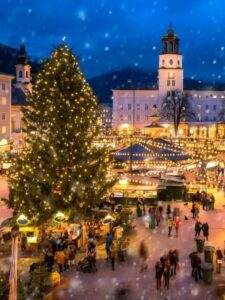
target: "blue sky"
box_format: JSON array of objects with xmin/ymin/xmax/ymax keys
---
[{"xmin": 1, "ymin": 0, "xmax": 225, "ymax": 80}]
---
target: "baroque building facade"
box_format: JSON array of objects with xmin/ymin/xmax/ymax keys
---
[
  {"xmin": 0, "ymin": 45, "xmax": 31, "ymax": 148},
  {"xmin": 112, "ymin": 27, "xmax": 225, "ymax": 138}
]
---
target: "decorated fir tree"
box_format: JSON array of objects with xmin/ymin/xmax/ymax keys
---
[{"xmin": 8, "ymin": 45, "xmax": 113, "ymax": 221}]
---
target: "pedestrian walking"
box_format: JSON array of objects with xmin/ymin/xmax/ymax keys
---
[
  {"xmin": 163, "ymin": 257, "xmax": 171, "ymax": 289},
  {"xmin": 174, "ymin": 216, "xmax": 181, "ymax": 238},
  {"xmin": 55, "ymin": 246, "xmax": 65, "ymax": 273},
  {"xmin": 109, "ymin": 242, "xmax": 117, "ymax": 271},
  {"xmin": 68, "ymin": 244, "xmax": 76, "ymax": 267},
  {"xmin": 216, "ymin": 247, "xmax": 223, "ymax": 273},
  {"xmin": 139, "ymin": 240, "xmax": 149, "ymax": 272},
  {"xmin": 189, "ymin": 252, "xmax": 202, "ymax": 282},
  {"xmin": 167, "ymin": 217, "xmax": 173, "ymax": 237},
  {"xmin": 202, "ymin": 222, "xmax": 209, "ymax": 241},
  {"xmin": 169, "ymin": 249, "xmax": 179, "ymax": 276},
  {"xmin": 166, "ymin": 204, "xmax": 171, "ymax": 217},
  {"xmin": 195, "ymin": 220, "xmax": 202, "ymax": 237},
  {"xmin": 155, "ymin": 261, "xmax": 163, "ymax": 290},
  {"xmin": 105, "ymin": 232, "xmax": 112, "ymax": 260},
  {"xmin": 191, "ymin": 203, "xmax": 196, "ymax": 219},
  {"xmin": 155, "ymin": 207, "xmax": 161, "ymax": 227}
]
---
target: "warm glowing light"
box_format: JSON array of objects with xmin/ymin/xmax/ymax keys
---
[{"xmin": 119, "ymin": 178, "xmax": 128, "ymax": 185}]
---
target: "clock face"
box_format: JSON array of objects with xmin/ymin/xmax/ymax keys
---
[{"xmin": 169, "ymin": 59, "xmax": 173, "ymax": 65}]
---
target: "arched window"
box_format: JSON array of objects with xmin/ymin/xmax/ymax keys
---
[
  {"xmin": 19, "ymin": 70, "xmax": 23, "ymax": 78},
  {"xmin": 26, "ymin": 71, "xmax": 29, "ymax": 78}
]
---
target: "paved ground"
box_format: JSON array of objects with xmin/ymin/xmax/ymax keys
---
[
  {"xmin": 62, "ymin": 191, "xmax": 225, "ymax": 300},
  {"xmin": 1, "ymin": 177, "xmax": 225, "ymax": 299}
]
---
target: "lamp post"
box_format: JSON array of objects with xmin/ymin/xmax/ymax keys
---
[{"xmin": 9, "ymin": 225, "xmax": 19, "ymax": 300}]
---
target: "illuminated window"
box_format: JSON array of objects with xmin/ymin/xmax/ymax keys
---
[
  {"xmin": 119, "ymin": 104, "xmax": 123, "ymax": 110},
  {"xmin": 1, "ymin": 126, "xmax": 6, "ymax": 134},
  {"xmin": 1, "ymin": 97, "xmax": 6, "ymax": 105},
  {"xmin": 168, "ymin": 72, "xmax": 175, "ymax": 79},
  {"xmin": 197, "ymin": 105, "xmax": 202, "ymax": 110}
]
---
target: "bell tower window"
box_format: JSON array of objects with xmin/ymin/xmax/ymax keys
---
[
  {"xmin": 19, "ymin": 70, "xmax": 23, "ymax": 78},
  {"xmin": 26, "ymin": 71, "xmax": 29, "ymax": 78}
]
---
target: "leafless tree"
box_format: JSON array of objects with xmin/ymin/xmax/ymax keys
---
[{"xmin": 161, "ymin": 91, "xmax": 195, "ymax": 136}]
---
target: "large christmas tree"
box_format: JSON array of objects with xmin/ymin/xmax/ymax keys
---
[{"xmin": 8, "ymin": 45, "xmax": 113, "ymax": 221}]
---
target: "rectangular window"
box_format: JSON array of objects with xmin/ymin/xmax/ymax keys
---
[
  {"xmin": 128, "ymin": 104, "xmax": 132, "ymax": 110},
  {"xmin": 1, "ymin": 113, "xmax": 6, "ymax": 121},
  {"xmin": 145, "ymin": 115, "xmax": 148, "ymax": 121},
  {"xmin": 205, "ymin": 105, "xmax": 209, "ymax": 110},
  {"xmin": 119, "ymin": 104, "xmax": 123, "ymax": 110},
  {"xmin": 213, "ymin": 105, "xmax": 217, "ymax": 110},
  {"xmin": 172, "ymin": 80, "xmax": 175, "ymax": 86},
  {"xmin": 2, "ymin": 83, "xmax": 5, "ymax": 91},
  {"xmin": 167, "ymin": 80, "xmax": 170, "ymax": 86},
  {"xmin": 1, "ymin": 97, "xmax": 6, "ymax": 105},
  {"xmin": 1, "ymin": 126, "xmax": 6, "ymax": 134},
  {"xmin": 197, "ymin": 105, "xmax": 201, "ymax": 110},
  {"xmin": 136, "ymin": 115, "xmax": 140, "ymax": 121},
  {"xmin": 128, "ymin": 115, "xmax": 131, "ymax": 121},
  {"xmin": 136, "ymin": 104, "xmax": 140, "ymax": 110},
  {"xmin": 145, "ymin": 104, "xmax": 148, "ymax": 110}
]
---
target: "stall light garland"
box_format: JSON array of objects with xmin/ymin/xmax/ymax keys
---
[{"xmin": 7, "ymin": 44, "xmax": 114, "ymax": 221}]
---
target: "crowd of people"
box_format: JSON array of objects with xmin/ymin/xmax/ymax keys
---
[
  {"xmin": 192, "ymin": 190, "xmax": 215, "ymax": 211},
  {"xmin": 155, "ymin": 249, "xmax": 179, "ymax": 290}
]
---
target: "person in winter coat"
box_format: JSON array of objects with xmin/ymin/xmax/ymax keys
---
[
  {"xmin": 44, "ymin": 249, "xmax": 54, "ymax": 272},
  {"xmin": 105, "ymin": 233, "xmax": 113, "ymax": 260},
  {"xmin": 189, "ymin": 252, "xmax": 202, "ymax": 282},
  {"xmin": 155, "ymin": 207, "xmax": 161, "ymax": 227},
  {"xmin": 195, "ymin": 221, "xmax": 202, "ymax": 237},
  {"xmin": 155, "ymin": 261, "xmax": 163, "ymax": 289},
  {"xmin": 166, "ymin": 204, "xmax": 171, "ymax": 217},
  {"xmin": 169, "ymin": 249, "xmax": 179, "ymax": 276},
  {"xmin": 55, "ymin": 247, "xmax": 65, "ymax": 273},
  {"xmin": 139, "ymin": 240, "xmax": 149, "ymax": 272},
  {"xmin": 216, "ymin": 247, "xmax": 223, "ymax": 273},
  {"xmin": 163, "ymin": 257, "xmax": 171, "ymax": 289},
  {"xmin": 174, "ymin": 217, "xmax": 181, "ymax": 238},
  {"xmin": 167, "ymin": 217, "xmax": 173, "ymax": 237},
  {"xmin": 109, "ymin": 242, "xmax": 117, "ymax": 271},
  {"xmin": 68, "ymin": 244, "xmax": 76, "ymax": 267},
  {"xmin": 202, "ymin": 222, "xmax": 209, "ymax": 241}
]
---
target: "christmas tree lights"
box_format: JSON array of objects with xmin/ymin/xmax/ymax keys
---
[{"xmin": 8, "ymin": 45, "xmax": 113, "ymax": 222}]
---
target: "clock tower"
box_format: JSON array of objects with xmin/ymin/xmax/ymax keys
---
[{"xmin": 158, "ymin": 25, "xmax": 183, "ymax": 100}]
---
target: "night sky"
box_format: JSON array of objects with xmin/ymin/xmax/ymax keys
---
[{"xmin": 1, "ymin": 0, "xmax": 225, "ymax": 81}]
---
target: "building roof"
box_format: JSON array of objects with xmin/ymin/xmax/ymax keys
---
[
  {"xmin": 12, "ymin": 87, "xmax": 27, "ymax": 106},
  {"xmin": 0, "ymin": 72, "xmax": 14, "ymax": 78}
]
